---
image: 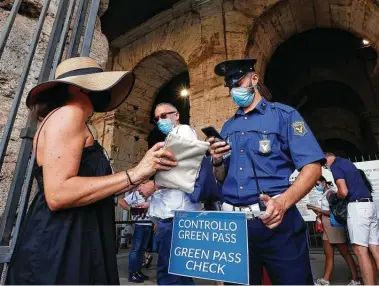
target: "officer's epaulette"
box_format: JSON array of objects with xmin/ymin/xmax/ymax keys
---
[{"xmin": 268, "ymin": 102, "xmax": 296, "ymax": 114}]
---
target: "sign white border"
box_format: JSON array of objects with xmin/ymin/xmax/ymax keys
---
[{"xmin": 168, "ymin": 211, "xmax": 250, "ymax": 285}]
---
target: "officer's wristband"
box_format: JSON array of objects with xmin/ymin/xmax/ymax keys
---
[{"xmin": 212, "ymin": 158, "xmax": 224, "ymax": 167}]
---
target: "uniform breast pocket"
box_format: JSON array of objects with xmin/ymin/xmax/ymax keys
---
[{"xmin": 247, "ymin": 130, "xmax": 282, "ymax": 156}]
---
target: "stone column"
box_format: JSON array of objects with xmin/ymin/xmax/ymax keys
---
[{"xmin": 189, "ymin": 0, "xmax": 232, "ymax": 136}]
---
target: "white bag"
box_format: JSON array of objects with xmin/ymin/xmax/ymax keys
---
[{"xmin": 154, "ymin": 131, "xmax": 210, "ymax": 193}]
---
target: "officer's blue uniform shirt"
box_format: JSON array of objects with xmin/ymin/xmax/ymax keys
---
[{"xmin": 220, "ymin": 98, "xmax": 326, "ymax": 206}]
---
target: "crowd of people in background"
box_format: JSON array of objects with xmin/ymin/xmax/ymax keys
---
[{"xmin": 305, "ymin": 154, "xmax": 379, "ymax": 285}]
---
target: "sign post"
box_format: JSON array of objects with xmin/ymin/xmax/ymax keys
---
[{"xmin": 168, "ymin": 211, "xmax": 249, "ymax": 284}]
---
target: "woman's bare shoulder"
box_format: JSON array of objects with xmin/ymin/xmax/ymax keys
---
[
  {"xmin": 43, "ymin": 105, "xmax": 87, "ymax": 136},
  {"xmin": 51, "ymin": 105, "xmax": 86, "ymax": 121}
]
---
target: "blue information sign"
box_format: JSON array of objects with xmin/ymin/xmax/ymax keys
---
[{"xmin": 168, "ymin": 211, "xmax": 249, "ymax": 284}]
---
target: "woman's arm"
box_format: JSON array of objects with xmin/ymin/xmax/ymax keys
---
[
  {"xmin": 41, "ymin": 106, "xmax": 176, "ymax": 211},
  {"xmin": 319, "ymin": 210, "xmax": 331, "ymax": 217},
  {"xmin": 308, "ymin": 205, "xmax": 331, "ymax": 217}
]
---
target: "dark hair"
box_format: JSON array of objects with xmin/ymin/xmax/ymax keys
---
[
  {"xmin": 359, "ymin": 169, "xmax": 373, "ymax": 193},
  {"xmin": 257, "ymin": 82, "xmax": 272, "ymax": 101},
  {"xmin": 318, "ymin": 176, "xmax": 333, "ymax": 186},
  {"xmin": 30, "ymin": 84, "xmax": 71, "ymax": 119}
]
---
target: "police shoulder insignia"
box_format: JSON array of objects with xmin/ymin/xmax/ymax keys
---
[{"xmin": 292, "ymin": 121, "xmax": 308, "ymax": 136}]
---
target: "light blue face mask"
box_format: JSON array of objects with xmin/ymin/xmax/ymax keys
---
[
  {"xmin": 230, "ymin": 87, "xmax": 255, "ymax": 107},
  {"xmin": 315, "ymin": 185, "xmax": 324, "ymax": 192},
  {"xmin": 157, "ymin": 118, "xmax": 174, "ymax": 135}
]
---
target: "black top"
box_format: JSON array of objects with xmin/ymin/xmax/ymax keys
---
[{"xmin": 6, "ymin": 140, "xmax": 119, "ymax": 284}]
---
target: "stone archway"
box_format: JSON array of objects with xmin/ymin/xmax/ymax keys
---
[
  {"xmin": 321, "ymin": 138, "xmax": 362, "ymax": 158},
  {"xmin": 240, "ymin": 1, "xmax": 379, "ymax": 155},
  {"xmin": 243, "ymin": 0, "xmax": 379, "ymax": 78},
  {"xmin": 110, "ymin": 51, "xmax": 188, "ymax": 173},
  {"xmin": 91, "ymin": 50, "xmax": 190, "ymax": 221}
]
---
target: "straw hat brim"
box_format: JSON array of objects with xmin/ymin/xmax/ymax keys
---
[{"xmin": 26, "ymin": 71, "xmax": 134, "ymax": 112}]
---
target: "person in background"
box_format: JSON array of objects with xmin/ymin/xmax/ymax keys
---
[
  {"xmin": 143, "ymin": 223, "xmax": 158, "ymax": 269},
  {"xmin": 307, "ymin": 176, "xmax": 360, "ymax": 285},
  {"xmin": 325, "ymin": 153, "xmax": 379, "ymax": 285},
  {"xmin": 119, "ymin": 191, "xmax": 152, "ymax": 283},
  {"xmin": 358, "ymin": 169, "xmax": 373, "ymax": 194},
  {"xmin": 358, "ymin": 169, "xmax": 378, "ymax": 281},
  {"xmin": 138, "ymin": 103, "xmax": 201, "ymax": 285}
]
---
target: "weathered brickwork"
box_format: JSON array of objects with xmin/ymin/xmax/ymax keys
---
[
  {"xmin": 0, "ymin": 0, "xmax": 109, "ymax": 217},
  {"xmin": 95, "ymin": 0, "xmax": 379, "ymax": 181},
  {"xmin": 2, "ymin": 0, "xmax": 379, "ymax": 220}
]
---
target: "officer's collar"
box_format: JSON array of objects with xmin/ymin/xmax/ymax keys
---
[{"xmin": 235, "ymin": 98, "xmax": 267, "ymax": 117}]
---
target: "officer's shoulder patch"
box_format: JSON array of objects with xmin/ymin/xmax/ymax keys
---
[
  {"xmin": 292, "ymin": 121, "xmax": 308, "ymax": 136},
  {"xmin": 269, "ymin": 102, "xmax": 295, "ymax": 113}
]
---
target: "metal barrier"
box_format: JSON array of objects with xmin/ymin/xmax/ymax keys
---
[
  {"xmin": 114, "ymin": 220, "xmax": 155, "ymax": 254},
  {"xmin": 0, "ymin": 0, "xmax": 100, "ymax": 281},
  {"xmin": 306, "ymin": 222, "xmax": 323, "ymax": 250}
]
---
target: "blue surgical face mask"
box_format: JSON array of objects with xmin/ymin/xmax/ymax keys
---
[
  {"xmin": 157, "ymin": 118, "xmax": 174, "ymax": 135},
  {"xmin": 230, "ymin": 87, "xmax": 255, "ymax": 107},
  {"xmin": 315, "ymin": 185, "xmax": 324, "ymax": 192}
]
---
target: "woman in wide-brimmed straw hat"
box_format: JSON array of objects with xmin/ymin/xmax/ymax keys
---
[{"xmin": 6, "ymin": 57, "xmax": 177, "ymax": 285}]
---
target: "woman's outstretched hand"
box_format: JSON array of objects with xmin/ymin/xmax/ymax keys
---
[{"xmin": 131, "ymin": 142, "xmax": 177, "ymax": 183}]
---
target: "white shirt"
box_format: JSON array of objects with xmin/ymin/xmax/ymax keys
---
[
  {"xmin": 124, "ymin": 191, "xmax": 152, "ymax": 226},
  {"xmin": 149, "ymin": 125, "xmax": 202, "ymax": 219},
  {"xmin": 321, "ymin": 188, "xmax": 336, "ymax": 211}
]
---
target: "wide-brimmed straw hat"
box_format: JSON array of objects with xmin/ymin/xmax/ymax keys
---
[{"xmin": 26, "ymin": 57, "xmax": 134, "ymax": 112}]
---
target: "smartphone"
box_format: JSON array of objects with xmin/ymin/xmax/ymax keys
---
[
  {"xmin": 201, "ymin": 126, "xmax": 232, "ymax": 152},
  {"xmin": 201, "ymin": 126, "xmax": 224, "ymax": 141}
]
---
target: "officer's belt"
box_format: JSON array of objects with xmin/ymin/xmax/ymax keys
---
[{"xmin": 222, "ymin": 194, "xmax": 280, "ymax": 220}]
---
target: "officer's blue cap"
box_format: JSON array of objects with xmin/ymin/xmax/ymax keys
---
[{"xmin": 214, "ymin": 59, "xmax": 257, "ymax": 88}]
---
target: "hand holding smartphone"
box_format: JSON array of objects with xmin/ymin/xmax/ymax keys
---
[{"xmin": 201, "ymin": 126, "xmax": 232, "ymax": 149}]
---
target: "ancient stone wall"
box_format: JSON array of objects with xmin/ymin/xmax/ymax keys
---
[
  {"xmin": 304, "ymin": 107, "xmax": 365, "ymax": 151},
  {"xmin": 2, "ymin": 0, "xmax": 378, "ymax": 221},
  {"xmin": 0, "ymin": 0, "xmax": 109, "ymax": 216},
  {"xmin": 95, "ymin": 0, "xmax": 379, "ymax": 186}
]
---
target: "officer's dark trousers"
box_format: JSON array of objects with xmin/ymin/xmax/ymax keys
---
[
  {"xmin": 247, "ymin": 205, "xmax": 314, "ymax": 285},
  {"xmin": 156, "ymin": 218, "xmax": 195, "ymax": 285}
]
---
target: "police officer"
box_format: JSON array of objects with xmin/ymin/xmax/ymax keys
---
[{"xmin": 209, "ymin": 59, "xmax": 326, "ymax": 284}]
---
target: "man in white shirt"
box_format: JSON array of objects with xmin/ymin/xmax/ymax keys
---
[
  {"xmin": 138, "ymin": 103, "xmax": 201, "ymax": 285},
  {"xmin": 119, "ymin": 191, "xmax": 153, "ymax": 283}
]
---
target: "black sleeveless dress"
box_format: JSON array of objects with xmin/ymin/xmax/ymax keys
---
[{"xmin": 6, "ymin": 141, "xmax": 120, "ymax": 284}]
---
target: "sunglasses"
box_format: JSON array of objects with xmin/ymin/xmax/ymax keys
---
[{"xmin": 153, "ymin": 111, "xmax": 177, "ymax": 123}]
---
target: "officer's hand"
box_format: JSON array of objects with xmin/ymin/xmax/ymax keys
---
[
  {"xmin": 259, "ymin": 194, "xmax": 286, "ymax": 229},
  {"xmin": 207, "ymin": 137, "xmax": 230, "ymax": 162}
]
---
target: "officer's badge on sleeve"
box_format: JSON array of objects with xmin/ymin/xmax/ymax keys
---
[{"xmin": 292, "ymin": 121, "xmax": 308, "ymax": 136}]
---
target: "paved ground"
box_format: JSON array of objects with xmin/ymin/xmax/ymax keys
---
[{"xmin": 117, "ymin": 249, "xmax": 357, "ymax": 285}]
